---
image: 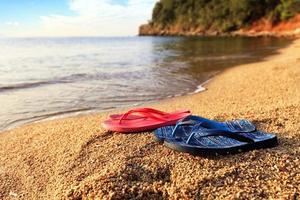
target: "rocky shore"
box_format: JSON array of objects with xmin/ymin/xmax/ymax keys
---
[
  {"xmin": 139, "ymin": 15, "xmax": 300, "ymax": 37},
  {"xmin": 139, "ymin": 24, "xmax": 300, "ymax": 37}
]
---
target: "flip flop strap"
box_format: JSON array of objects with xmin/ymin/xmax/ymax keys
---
[
  {"xmin": 188, "ymin": 117, "xmax": 256, "ymax": 133},
  {"xmin": 186, "ymin": 129, "xmax": 255, "ymax": 144},
  {"xmin": 119, "ymin": 109, "xmax": 168, "ymax": 124},
  {"xmin": 137, "ymin": 108, "xmax": 168, "ymax": 115},
  {"xmin": 139, "ymin": 108, "xmax": 190, "ymax": 116},
  {"xmin": 119, "ymin": 108, "xmax": 167, "ymax": 120},
  {"xmin": 171, "ymin": 116, "xmax": 200, "ymax": 137}
]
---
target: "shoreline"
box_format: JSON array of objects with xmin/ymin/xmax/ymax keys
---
[
  {"xmin": 139, "ymin": 24, "xmax": 300, "ymax": 38},
  {"xmin": 0, "ymin": 80, "xmax": 207, "ymax": 133},
  {"xmin": 0, "ymin": 38, "xmax": 299, "ymax": 199},
  {"xmin": 139, "ymin": 31, "xmax": 300, "ymax": 38},
  {"xmin": 0, "ymin": 76, "xmax": 211, "ymax": 133},
  {"xmin": 0, "ymin": 36, "xmax": 291, "ymax": 133},
  {"xmin": 139, "ymin": 14, "xmax": 300, "ymax": 38}
]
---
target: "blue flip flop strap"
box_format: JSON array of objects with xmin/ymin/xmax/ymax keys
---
[
  {"xmin": 186, "ymin": 115, "xmax": 216, "ymax": 124},
  {"xmin": 188, "ymin": 116, "xmax": 256, "ymax": 133},
  {"xmin": 171, "ymin": 116, "xmax": 201, "ymax": 138},
  {"xmin": 186, "ymin": 129, "xmax": 255, "ymax": 144}
]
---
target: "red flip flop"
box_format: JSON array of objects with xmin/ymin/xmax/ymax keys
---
[
  {"xmin": 102, "ymin": 108, "xmax": 191, "ymax": 133},
  {"xmin": 109, "ymin": 107, "xmax": 190, "ymax": 120}
]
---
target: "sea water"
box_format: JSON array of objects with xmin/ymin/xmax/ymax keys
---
[{"xmin": 0, "ymin": 36, "xmax": 291, "ymax": 131}]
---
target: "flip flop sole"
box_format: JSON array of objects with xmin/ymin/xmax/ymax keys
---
[
  {"xmin": 164, "ymin": 136, "xmax": 278, "ymax": 156},
  {"xmin": 154, "ymin": 116, "xmax": 258, "ymax": 144},
  {"xmin": 154, "ymin": 126, "xmax": 174, "ymax": 143}
]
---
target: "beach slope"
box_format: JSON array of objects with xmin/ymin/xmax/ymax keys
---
[{"xmin": 0, "ymin": 38, "xmax": 300, "ymax": 199}]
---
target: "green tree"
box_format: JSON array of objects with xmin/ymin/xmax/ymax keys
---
[{"xmin": 150, "ymin": 0, "xmax": 300, "ymax": 32}]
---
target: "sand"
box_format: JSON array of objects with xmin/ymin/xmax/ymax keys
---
[{"xmin": 0, "ymin": 38, "xmax": 299, "ymax": 200}]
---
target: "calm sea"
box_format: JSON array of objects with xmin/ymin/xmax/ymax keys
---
[{"xmin": 0, "ymin": 36, "xmax": 291, "ymax": 131}]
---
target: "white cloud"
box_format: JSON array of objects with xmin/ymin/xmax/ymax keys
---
[
  {"xmin": 5, "ymin": 21, "xmax": 20, "ymax": 27},
  {"xmin": 33, "ymin": 0, "xmax": 157, "ymax": 37}
]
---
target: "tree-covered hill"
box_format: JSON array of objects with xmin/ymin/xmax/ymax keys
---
[{"xmin": 139, "ymin": 0, "xmax": 300, "ymax": 36}]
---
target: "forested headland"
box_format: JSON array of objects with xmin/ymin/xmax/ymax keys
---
[{"xmin": 139, "ymin": 0, "xmax": 300, "ymax": 36}]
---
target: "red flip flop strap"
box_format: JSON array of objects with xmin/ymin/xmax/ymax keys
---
[
  {"xmin": 119, "ymin": 109, "xmax": 168, "ymax": 124},
  {"xmin": 126, "ymin": 108, "xmax": 190, "ymax": 117},
  {"xmin": 132, "ymin": 108, "xmax": 168, "ymax": 116}
]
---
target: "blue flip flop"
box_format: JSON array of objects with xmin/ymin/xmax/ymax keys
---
[
  {"xmin": 163, "ymin": 123, "xmax": 278, "ymax": 156},
  {"xmin": 154, "ymin": 115, "xmax": 256, "ymax": 143}
]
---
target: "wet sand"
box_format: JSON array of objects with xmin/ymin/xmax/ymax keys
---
[{"xmin": 0, "ymin": 38, "xmax": 299, "ymax": 199}]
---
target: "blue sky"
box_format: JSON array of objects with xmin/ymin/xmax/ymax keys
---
[{"xmin": 0, "ymin": 0, "xmax": 156, "ymax": 37}]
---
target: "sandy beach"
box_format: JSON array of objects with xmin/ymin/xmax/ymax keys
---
[{"xmin": 0, "ymin": 37, "xmax": 299, "ymax": 199}]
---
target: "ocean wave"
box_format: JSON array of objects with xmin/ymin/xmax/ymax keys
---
[
  {"xmin": 0, "ymin": 81, "xmax": 61, "ymax": 92},
  {"xmin": 0, "ymin": 71, "xmax": 145, "ymax": 92},
  {"xmin": 1, "ymin": 107, "xmax": 93, "ymax": 131}
]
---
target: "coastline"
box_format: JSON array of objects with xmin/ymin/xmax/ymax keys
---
[
  {"xmin": 139, "ymin": 27, "xmax": 300, "ymax": 38},
  {"xmin": 0, "ymin": 38, "xmax": 300, "ymax": 199},
  {"xmin": 139, "ymin": 14, "xmax": 300, "ymax": 38}
]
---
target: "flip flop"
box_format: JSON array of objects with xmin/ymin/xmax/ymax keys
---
[
  {"xmin": 109, "ymin": 108, "xmax": 190, "ymax": 120},
  {"xmin": 102, "ymin": 108, "xmax": 191, "ymax": 133},
  {"xmin": 154, "ymin": 115, "xmax": 256, "ymax": 142},
  {"xmin": 163, "ymin": 123, "xmax": 278, "ymax": 156}
]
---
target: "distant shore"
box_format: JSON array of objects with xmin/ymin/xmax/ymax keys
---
[
  {"xmin": 139, "ymin": 14, "xmax": 300, "ymax": 37},
  {"xmin": 139, "ymin": 24, "xmax": 300, "ymax": 37},
  {"xmin": 0, "ymin": 38, "xmax": 299, "ymax": 199},
  {"xmin": 139, "ymin": 14, "xmax": 300, "ymax": 38}
]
